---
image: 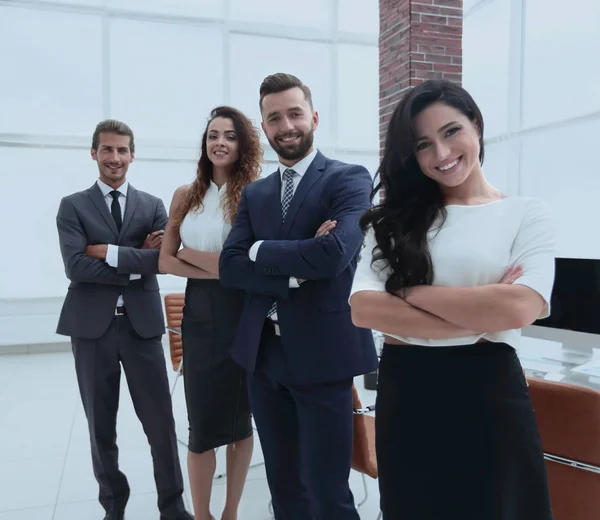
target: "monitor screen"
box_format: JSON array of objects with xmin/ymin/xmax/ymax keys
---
[{"xmin": 534, "ymin": 258, "xmax": 600, "ymax": 335}]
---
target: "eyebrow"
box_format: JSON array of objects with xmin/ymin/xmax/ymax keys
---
[
  {"xmin": 266, "ymin": 106, "xmax": 304, "ymax": 119},
  {"xmin": 208, "ymin": 130, "xmax": 237, "ymax": 134},
  {"xmin": 416, "ymin": 121, "xmax": 459, "ymax": 142}
]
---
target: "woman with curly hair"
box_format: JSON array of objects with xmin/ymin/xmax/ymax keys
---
[
  {"xmin": 350, "ymin": 81, "xmax": 555, "ymax": 519},
  {"xmin": 159, "ymin": 106, "xmax": 262, "ymax": 520}
]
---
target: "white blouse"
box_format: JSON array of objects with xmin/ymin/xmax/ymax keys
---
[
  {"xmin": 180, "ymin": 182, "xmax": 231, "ymax": 253},
  {"xmin": 350, "ymin": 196, "xmax": 556, "ymax": 348}
]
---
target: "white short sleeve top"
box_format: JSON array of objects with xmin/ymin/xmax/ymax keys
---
[
  {"xmin": 350, "ymin": 196, "xmax": 556, "ymax": 348},
  {"xmin": 179, "ymin": 182, "xmax": 231, "ymax": 253}
]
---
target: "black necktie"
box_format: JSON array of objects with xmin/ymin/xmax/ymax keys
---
[{"xmin": 109, "ymin": 190, "xmax": 122, "ymax": 231}]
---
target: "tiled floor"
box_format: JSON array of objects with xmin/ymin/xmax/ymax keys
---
[{"xmin": 0, "ymin": 346, "xmax": 381, "ymax": 520}]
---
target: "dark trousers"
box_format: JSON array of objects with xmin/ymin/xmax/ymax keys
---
[
  {"xmin": 71, "ymin": 315, "xmax": 185, "ymax": 518},
  {"xmin": 247, "ymin": 329, "xmax": 359, "ymax": 520}
]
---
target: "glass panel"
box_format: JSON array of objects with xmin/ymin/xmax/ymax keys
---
[
  {"xmin": 229, "ymin": 0, "xmax": 333, "ymax": 31},
  {"xmin": 109, "ymin": 19, "xmax": 225, "ymax": 143},
  {"xmin": 106, "ymin": 0, "xmax": 224, "ymax": 19},
  {"xmin": 337, "ymin": 0, "xmax": 378, "ymax": 35},
  {"xmin": 337, "ymin": 44, "xmax": 379, "ymax": 151},
  {"xmin": 522, "ymin": 0, "xmax": 600, "ymax": 128},
  {"xmin": 0, "ymin": 7, "xmax": 103, "ymax": 136},
  {"xmin": 463, "ymin": 0, "xmax": 511, "ymax": 138},
  {"xmin": 520, "ymin": 120, "xmax": 600, "ymax": 259}
]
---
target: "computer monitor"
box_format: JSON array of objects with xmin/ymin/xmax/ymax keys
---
[{"xmin": 524, "ymin": 257, "xmax": 600, "ymax": 349}]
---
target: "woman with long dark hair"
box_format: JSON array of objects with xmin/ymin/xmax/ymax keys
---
[
  {"xmin": 159, "ymin": 106, "xmax": 262, "ymax": 520},
  {"xmin": 350, "ymin": 80, "xmax": 555, "ymax": 519}
]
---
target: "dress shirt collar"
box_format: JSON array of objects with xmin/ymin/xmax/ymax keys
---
[
  {"xmin": 97, "ymin": 179, "xmax": 129, "ymax": 198},
  {"xmin": 278, "ymin": 148, "xmax": 318, "ymax": 180}
]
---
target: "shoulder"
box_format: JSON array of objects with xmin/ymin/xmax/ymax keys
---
[
  {"xmin": 131, "ymin": 186, "xmax": 163, "ymax": 204},
  {"xmin": 506, "ymin": 196, "xmax": 553, "ymax": 225},
  {"xmin": 59, "ymin": 189, "xmax": 89, "ymax": 207},
  {"xmin": 322, "ymin": 156, "xmax": 370, "ymax": 178},
  {"xmin": 170, "ymin": 184, "xmax": 191, "ymax": 203},
  {"xmin": 243, "ymin": 172, "xmax": 275, "ymax": 195}
]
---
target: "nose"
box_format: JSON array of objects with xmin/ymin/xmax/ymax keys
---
[
  {"xmin": 279, "ymin": 116, "xmax": 294, "ymax": 133},
  {"xmin": 434, "ymin": 141, "xmax": 451, "ymax": 162}
]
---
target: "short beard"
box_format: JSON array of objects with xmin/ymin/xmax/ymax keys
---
[{"xmin": 269, "ymin": 130, "xmax": 314, "ymax": 162}]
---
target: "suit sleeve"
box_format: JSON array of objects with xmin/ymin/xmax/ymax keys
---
[
  {"xmin": 219, "ymin": 187, "xmax": 291, "ymax": 298},
  {"xmin": 254, "ymin": 165, "xmax": 372, "ymax": 280},
  {"xmin": 116, "ymin": 198, "xmax": 168, "ymax": 275},
  {"xmin": 56, "ymin": 197, "xmax": 130, "ymax": 286}
]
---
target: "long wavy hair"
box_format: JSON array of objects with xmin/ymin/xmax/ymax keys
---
[
  {"xmin": 172, "ymin": 106, "xmax": 262, "ymax": 227},
  {"xmin": 359, "ymin": 80, "xmax": 485, "ymax": 295}
]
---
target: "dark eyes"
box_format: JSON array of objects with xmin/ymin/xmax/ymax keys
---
[{"xmin": 415, "ymin": 127, "xmax": 461, "ymax": 152}]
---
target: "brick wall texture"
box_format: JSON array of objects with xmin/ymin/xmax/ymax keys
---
[{"xmin": 379, "ymin": 0, "xmax": 463, "ymax": 153}]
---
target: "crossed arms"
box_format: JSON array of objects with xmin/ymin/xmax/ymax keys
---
[
  {"xmin": 350, "ymin": 269, "xmax": 544, "ymax": 339},
  {"xmin": 219, "ymin": 166, "xmax": 372, "ymax": 297},
  {"xmin": 56, "ymin": 196, "xmax": 167, "ymax": 286}
]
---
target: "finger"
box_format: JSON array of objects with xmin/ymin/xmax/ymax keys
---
[{"xmin": 152, "ymin": 230, "xmax": 165, "ymax": 236}]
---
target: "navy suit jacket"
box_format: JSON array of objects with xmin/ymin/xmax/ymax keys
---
[{"xmin": 219, "ymin": 151, "xmax": 378, "ymax": 385}]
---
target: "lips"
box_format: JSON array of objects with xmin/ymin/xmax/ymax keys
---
[
  {"xmin": 278, "ymin": 134, "xmax": 301, "ymax": 144},
  {"xmin": 436, "ymin": 156, "xmax": 462, "ymax": 173}
]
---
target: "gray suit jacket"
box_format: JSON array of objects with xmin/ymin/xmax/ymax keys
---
[{"xmin": 56, "ymin": 182, "xmax": 168, "ymax": 339}]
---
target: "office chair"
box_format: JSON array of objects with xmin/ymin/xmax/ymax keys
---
[{"xmin": 527, "ymin": 377, "xmax": 600, "ymax": 520}]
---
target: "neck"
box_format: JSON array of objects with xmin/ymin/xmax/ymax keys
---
[
  {"xmin": 101, "ymin": 177, "xmax": 126, "ymax": 190},
  {"xmin": 442, "ymin": 166, "xmax": 500, "ymax": 205},
  {"xmin": 212, "ymin": 166, "xmax": 229, "ymax": 189},
  {"xmin": 279, "ymin": 146, "xmax": 315, "ymax": 168}
]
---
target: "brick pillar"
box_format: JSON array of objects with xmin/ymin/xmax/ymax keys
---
[{"xmin": 379, "ymin": 0, "xmax": 463, "ymax": 153}]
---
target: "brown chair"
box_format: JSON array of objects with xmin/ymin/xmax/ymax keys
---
[
  {"xmin": 164, "ymin": 293, "xmax": 185, "ymax": 372},
  {"xmin": 527, "ymin": 377, "xmax": 600, "ymax": 520}
]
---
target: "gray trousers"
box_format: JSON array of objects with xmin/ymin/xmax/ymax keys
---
[{"xmin": 71, "ymin": 315, "xmax": 185, "ymax": 518}]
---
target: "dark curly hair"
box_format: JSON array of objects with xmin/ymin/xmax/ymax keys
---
[
  {"xmin": 172, "ymin": 106, "xmax": 262, "ymax": 227},
  {"xmin": 359, "ymin": 80, "xmax": 485, "ymax": 295}
]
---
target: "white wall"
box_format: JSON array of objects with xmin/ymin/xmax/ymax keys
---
[
  {"xmin": 0, "ymin": 0, "xmax": 379, "ymax": 346},
  {"xmin": 463, "ymin": 0, "xmax": 600, "ymax": 260}
]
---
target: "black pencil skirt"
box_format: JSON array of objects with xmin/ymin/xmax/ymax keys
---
[
  {"xmin": 376, "ymin": 341, "xmax": 554, "ymax": 520},
  {"xmin": 180, "ymin": 279, "xmax": 252, "ymax": 453}
]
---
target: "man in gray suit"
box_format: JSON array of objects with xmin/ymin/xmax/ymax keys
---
[{"xmin": 56, "ymin": 120, "xmax": 193, "ymax": 520}]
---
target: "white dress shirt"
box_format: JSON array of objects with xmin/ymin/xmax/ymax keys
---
[
  {"xmin": 96, "ymin": 179, "xmax": 141, "ymax": 308},
  {"xmin": 248, "ymin": 148, "xmax": 319, "ymax": 319}
]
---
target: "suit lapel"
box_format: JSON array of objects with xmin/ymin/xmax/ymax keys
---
[
  {"xmin": 264, "ymin": 171, "xmax": 283, "ymax": 234},
  {"xmin": 280, "ymin": 151, "xmax": 325, "ymax": 237},
  {"xmin": 88, "ymin": 183, "xmax": 119, "ymax": 237},
  {"xmin": 120, "ymin": 184, "xmax": 138, "ymax": 239}
]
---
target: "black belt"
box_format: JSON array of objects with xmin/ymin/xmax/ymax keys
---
[{"xmin": 115, "ymin": 305, "xmax": 127, "ymax": 316}]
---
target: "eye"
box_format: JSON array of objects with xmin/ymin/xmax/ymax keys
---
[
  {"xmin": 445, "ymin": 127, "xmax": 460, "ymax": 137},
  {"xmin": 416, "ymin": 142, "xmax": 430, "ymax": 152}
]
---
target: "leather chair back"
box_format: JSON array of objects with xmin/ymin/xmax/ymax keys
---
[
  {"xmin": 164, "ymin": 293, "xmax": 185, "ymax": 372},
  {"xmin": 528, "ymin": 377, "xmax": 600, "ymax": 520}
]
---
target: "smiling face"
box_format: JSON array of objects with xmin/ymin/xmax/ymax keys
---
[
  {"xmin": 91, "ymin": 133, "xmax": 134, "ymax": 188},
  {"xmin": 205, "ymin": 116, "xmax": 240, "ymax": 169},
  {"xmin": 413, "ymin": 102, "xmax": 482, "ymax": 189},
  {"xmin": 260, "ymin": 86, "xmax": 318, "ymax": 166}
]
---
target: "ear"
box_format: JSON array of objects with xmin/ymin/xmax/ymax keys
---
[
  {"xmin": 261, "ymin": 121, "xmax": 267, "ymax": 135},
  {"xmin": 311, "ymin": 110, "xmax": 319, "ymax": 131},
  {"xmin": 90, "ymin": 147, "xmax": 97, "ymax": 160},
  {"xmin": 130, "ymin": 152, "xmax": 135, "ymax": 162}
]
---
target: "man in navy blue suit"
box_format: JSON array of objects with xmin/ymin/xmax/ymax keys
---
[{"xmin": 219, "ymin": 73, "xmax": 378, "ymax": 519}]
